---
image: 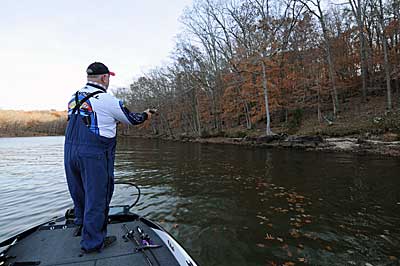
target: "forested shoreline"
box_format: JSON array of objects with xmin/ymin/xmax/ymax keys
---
[
  {"xmin": 1, "ymin": 0, "xmax": 400, "ymax": 155},
  {"xmin": 114, "ymin": 0, "xmax": 399, "ymax": 140}
]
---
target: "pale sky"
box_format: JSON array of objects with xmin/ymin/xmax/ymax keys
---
[{"xmin": 0, "ymin": 0, "xmax": 192, "ymax": 111}]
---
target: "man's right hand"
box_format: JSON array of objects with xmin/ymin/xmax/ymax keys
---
[{"xmin": 144, "ymin": 108, "xmax": 157, "ymax": 119}]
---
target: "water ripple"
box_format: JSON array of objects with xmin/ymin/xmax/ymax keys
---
[{"xmin": 1, "ymin": 137, "xmax": 400, "ymax": 266}]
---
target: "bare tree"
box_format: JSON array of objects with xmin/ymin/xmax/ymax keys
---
[
  {"xmin": 204, "ymin": 0, "xmax": 258, "ymax": 129},
  {"xmin": 349, "ymin": 0, "xmax": 369, "ymax": 102},
  {"xmin": 252, "ymin": 0, "xmax": 274, "ymax": 135},
  {"xmin": 299, "ymin": 0, "xmax": 340, "ymax": 117},
  {"xmin": 377, "ymin": 0, "xmax": 392, "ymax": 109},
  {"xmin": 181, "ymin": 0, "xmax": 227, "ymax": 133}
]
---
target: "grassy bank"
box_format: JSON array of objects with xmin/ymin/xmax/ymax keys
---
[{"xmin": 0, "ymin": 110, "xmax": 67, "ymax": 137}]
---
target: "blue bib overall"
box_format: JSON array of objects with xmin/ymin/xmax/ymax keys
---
[{"xmin": 64, "ymin": 91, "xmax": 116, "ymax": 251}]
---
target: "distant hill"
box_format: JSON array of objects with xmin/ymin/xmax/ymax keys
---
[{"xmin": 0, "ymin": 110, "xmax": 67, "ymax": 137}]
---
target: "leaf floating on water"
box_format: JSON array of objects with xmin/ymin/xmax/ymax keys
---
[
  {"xmin": 256, "ymin": 243, "xmax": 265, "ymax": 248},
  {"xmin": 173, "ymin": 224, "xmax": 179, "ymax": 229},
  {"xmin": 289, "ymin": 229, "xmax": 301, "ymax": 238},
  {"xmin": 303, "ymin": 233, "xmax": 318, "ymax": 240},
  {"xmin": 265, "ymin": 233, "xmax": 275, "ymax": 240},
  {"xmin": 273, "ymin": 207, "xmax": 289, "ymax": 213},
  {"xmin": 297, "ymin": 243, "xmax": 304, "ymax": 249},
  {"xmin": 325, "ymin": 245, "xmax": 333, "ymax": 251},
  {"xmin": 267, "ymin": 223, "xmax": 273, "ymax": 228},
  {"xmin": 291, "ymin": 222, "xmax": 302, "ymax": 228},
  {"xmin": 283, "ymin": 262, "xmax": 295, "ymax": 266},
  {"xmin": 276, "ymin": 237, "xmax": 284, "ymax": 242},
  {"xmin": 389, "ymin": 256, "xmax": 397, "ymax": 261},
  {"xmin": 380, "ymin": 234, "xmax": 395, "ymax": 245},
  {"xmin": 256, "ymin": 215, "xmax": 269, "ymax": 221},
  {"xmin": 298, "ymin": 257, "xmax": 306, "ymax": 262}
]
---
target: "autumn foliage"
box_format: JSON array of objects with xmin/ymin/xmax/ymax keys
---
[{"xmin": 115, "ymin": 0, "xmax": 399, "ymax": 138}]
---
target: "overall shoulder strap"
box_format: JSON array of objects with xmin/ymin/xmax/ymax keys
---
[{"xmin": 72, "ymin": 91, "xmax": 104, "ymax": 114}]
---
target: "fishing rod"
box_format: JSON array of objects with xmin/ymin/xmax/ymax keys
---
[{"xmin": 122, "ymin": 224, "xmax": 154, "ymax": 266}]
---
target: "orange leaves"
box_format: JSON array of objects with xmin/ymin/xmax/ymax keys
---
[
  {"xmin": 297, "ymin": 257, "xmax": 306, "ymax": 263},
  {"xmin": 282, "ymin": 261, "xmax": 295, "ymax": 266},
  {"xmin": 265, "ymin": 233, "xmax": 275, "ymax": 240}
]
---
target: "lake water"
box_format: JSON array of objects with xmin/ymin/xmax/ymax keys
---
[{"xmin": 0, "ymin": 136, "xmax": 399, "ymax": 265}]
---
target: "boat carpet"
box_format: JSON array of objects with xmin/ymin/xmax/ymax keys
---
[{"xmin": 6, "ymin": 220, "xmax": 179, "ymax": 266}]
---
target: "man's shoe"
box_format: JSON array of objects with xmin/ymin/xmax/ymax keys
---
[
  {"xmin": 73, "ymin": 225, "xmax": 83, "ymax": 237},
  {"xmin": 80, "ymin": 236, "xmax": 117, "ymax": 254},
  {"xmin": 103, "ymin": 236, "xmax": 117, "ymax": 249}
]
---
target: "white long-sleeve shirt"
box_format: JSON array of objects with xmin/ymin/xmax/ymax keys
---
[{"xmin": 67, "ymin": 82, "xmax": 147, "ymax": 138}]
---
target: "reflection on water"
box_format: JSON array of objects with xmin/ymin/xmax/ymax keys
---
[
  {"xmin": 0, "ymin": 137, "xmax": 71, "ymax": 240},
  {"xmin": 1, "ymin": 136, "xmax": 400, "ymax": 265}
]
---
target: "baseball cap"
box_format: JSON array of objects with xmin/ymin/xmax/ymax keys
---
[{"xmin": 86, "ymin": 62, "xmax": 115, "ymax": 76}]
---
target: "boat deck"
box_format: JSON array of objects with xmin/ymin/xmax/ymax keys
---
[{"xmin": 6, "ymin": 219, "xmax": 180, "ymax": 266}]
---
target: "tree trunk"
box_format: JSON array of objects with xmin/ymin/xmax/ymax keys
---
[
  {"xmin": 321, "ymin": 19, "xmax": 340, "ymax": 116},
  {"xmin": 194, "ymin": 90, "xmax": 202, "ymax": 137},
  {"xmin": 261, "ymin": 60, "xmax": 273, "ymax": 135},
  {"xmin": 317, "ymin": 75, "xmax": 322, "ymax": 123},
  {"xmin": 244, "ymin": 101, "xmax": 252, "ymax": 130},
  {"xmin": 350, "ymin": 0, "xmax": 368, "ymax": 101},
  {"xmin": 160, "ymin": 113, "xmax": 174, "ymax": 137},
  {"xmin": 301, "ymin": 0, "xmax": 340, "ymax": 116},
  {"xmin": 378, "ymin": 0, "xmax": 392, "ymax": 110}
]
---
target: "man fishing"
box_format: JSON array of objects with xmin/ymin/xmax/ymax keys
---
[{"xmin": 64, "ymin": 62, "xmax": 155, "ymax": 253}]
